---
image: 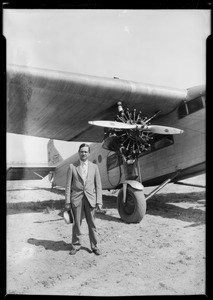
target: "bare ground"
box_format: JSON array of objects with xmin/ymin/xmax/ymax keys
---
[{"xmin": 6, "ymin": 175, "xmax": 206, "ymax": 296}]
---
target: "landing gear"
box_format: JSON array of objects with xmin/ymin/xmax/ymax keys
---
[
  {"xmin": 115, "ymin": 156, "xmax": 146, "ymax": 223},
  {"xmin": 117, "ymin": 185, "xmax": 146, "ymax": 223}
]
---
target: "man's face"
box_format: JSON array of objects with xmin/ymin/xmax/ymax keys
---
[{"xmin": 79, "ymin": 146, "xmax": 90, "ymax": 162}]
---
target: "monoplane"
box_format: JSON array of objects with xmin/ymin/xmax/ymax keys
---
[{"xmin": 7, "ymin": 65, "xmax": 205, "ymax": 223}]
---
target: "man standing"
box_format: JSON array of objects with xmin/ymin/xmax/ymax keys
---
[{"xmin": 65, "ymin": 143, "xmax": 103, "ymax": 255}]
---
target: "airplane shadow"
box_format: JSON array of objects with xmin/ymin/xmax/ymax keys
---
[
  {"xmin": 146, "ymin": 191, "xmax": 206, "ymax": 226},
  {"xmin": 94, "ymin": 193, "xmax": 122, "ymax": 223},
  {"xmin": 39, "ymin": 187, "xmax": 65, "ymax": 195},
  {"xmin": 27, "ymin": 238, "xmax": 92, "ymax": 253},
  {"xmin": 7, "ymin": 187, "xmax": 65, "ymax": 195},
  {"xmin": 102, "ymin": 193, "xmax": 117, "ymax": 209},
  {"xmin": 95, "ymin": 211, "xmax": 122, "ymax": 223},
  {"xmin": 7, "ymin": 186, "xmax": 205, "ymax": 227},
  {"xmin": 7, "ymin": 199, "xmax": 65, "ymax": 215}
]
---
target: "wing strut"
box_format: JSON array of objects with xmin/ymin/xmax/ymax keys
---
[
  {"xmin": 145, "ymin": 170, "xmax": 181, "ymax": 201},
  {"xmin": 173, "ymin": 181, "xmax": 205, "ymax": 188}
]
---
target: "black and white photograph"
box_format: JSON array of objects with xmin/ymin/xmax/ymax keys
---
[{"xmin": 5, "ymin": 7, "xmax": 209, "ymax": 296}]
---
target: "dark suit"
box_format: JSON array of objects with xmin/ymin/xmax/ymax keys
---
[{"xmin": 65, "ymin": 160, "xmax": 102, "ymax": 250}]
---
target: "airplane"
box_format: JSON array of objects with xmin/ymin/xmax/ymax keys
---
[{"xmin": 6, "ymin": 64, "xmax": 206, "ymax": 223}]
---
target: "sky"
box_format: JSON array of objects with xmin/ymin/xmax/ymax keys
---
[{"xmin": 4, "ymin": 9, "xmax": 210, "ymax": 165}]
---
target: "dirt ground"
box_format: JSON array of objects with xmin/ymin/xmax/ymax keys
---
[{"xmin": 6, "ymin": 175, "xmax": 206, "ymax": 296}]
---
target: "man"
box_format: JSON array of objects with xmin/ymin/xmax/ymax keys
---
[{"xmin": 65, "ymin": 143, "xmax": 103, "ymax": 255}]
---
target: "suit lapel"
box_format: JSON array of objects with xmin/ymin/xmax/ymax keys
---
[
  {"xmin": 86, "ymin": 162, "xmax": 92, "ymax": 184},
  {"xmin": 76, "ymin": 161, "xmax": 84, "ymax": 182}
]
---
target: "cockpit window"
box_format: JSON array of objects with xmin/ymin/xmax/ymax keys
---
[
  {"xmin": 140, "ymin": 134, "xmax": 174, "ymax": 156},
  {"xmin": 187, "ymin": 97, "xmax": 204, "ymax": 114},
  {"xmin": 153, "ymin": 135, "xmax": 174, "ymax": 150},
  {"xmin": 107, "ymin": 152, "xmax": 121, "ymax": 171},
  {"xmin": 178, "ymin": 103, "xmax": 188, "ymax": 118},
  {"xmin": 178, "ymin": 96, "xmax": 204, "ymax": 119}
]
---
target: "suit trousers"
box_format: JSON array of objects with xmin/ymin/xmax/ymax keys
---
[{"xmin": 71, "ymin": 194, "xmax": 98, "ymax": 250}]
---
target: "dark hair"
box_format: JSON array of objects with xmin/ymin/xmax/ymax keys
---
[{"xmin": 78, "ymin": 143, "xmax": 90, "ymax": 153}]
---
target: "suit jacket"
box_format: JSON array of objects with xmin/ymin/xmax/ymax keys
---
[{"xmin": 65, "ymin": 160, "xmax": 103, "ymax": 208}]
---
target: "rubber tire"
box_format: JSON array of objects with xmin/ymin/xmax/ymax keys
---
[{"xmin": 117, "ymin": 186, "xmax": 146, "ymax": 223}]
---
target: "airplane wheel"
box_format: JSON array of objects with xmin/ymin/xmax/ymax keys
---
[{"xmin": 117, "ymin": 186, "xmax": 146, "ymax": 223}]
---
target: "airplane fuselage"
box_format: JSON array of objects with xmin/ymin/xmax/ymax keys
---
[{"xmin": 52, "ymin": 97, "xmax": 205, "ymax": 189}]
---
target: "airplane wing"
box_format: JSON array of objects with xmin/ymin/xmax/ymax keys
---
[
  {"xmin": 7, "ymin": 166, "xmax": 55, "ymax": 180},
  {"xmin": 7, "ymin": 64, "xmax": 188, "ymax": 142}
]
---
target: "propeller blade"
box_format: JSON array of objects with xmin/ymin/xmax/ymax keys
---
[
  {"xmin": 89, "ymin": 121, "xmax": 184, "ymax": 134},
  {"xmin": 88, "ymin": 120, "xmax": 136, "ymax": 129},
  {"xmin": 145, "ymin": 125, "xmax": 183, "ymax": 135}
]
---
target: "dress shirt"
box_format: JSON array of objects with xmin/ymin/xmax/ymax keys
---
[{"xmin": 80, "ymin": 160, "xmax": 88, "ymax": 182}]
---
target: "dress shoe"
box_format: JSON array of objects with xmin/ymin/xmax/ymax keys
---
[
  {"xmin": 69, "ymin": 248, "xmax": 80, "ymax": 255},
  {"xmin": 92, "ymin": 248, "xmax": 101, "ymax": 255}
]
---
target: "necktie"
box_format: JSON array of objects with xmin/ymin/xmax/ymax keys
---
[{"xmin": 81, "ymin": 162, "xmax": 87, "ymax": 183}]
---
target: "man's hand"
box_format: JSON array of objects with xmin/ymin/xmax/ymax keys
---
[
  {"xmin": 96, "ymin": 204, "xmax": 102, "ymax": 210},
  {"xmin": 65, "ymin": 203, "xmax": 71, "ymax": 210},
  {"xmin": 96, "ymin": 204, "xmax": 107, "ymax": 214}
]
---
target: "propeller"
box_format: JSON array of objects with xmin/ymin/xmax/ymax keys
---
[
  {"xmin": 89, "ymin": 102, "xmax": 184, "ymax": 162},
  {"xmin": 88, "ymin": 120, "xmax": 183, "ymax": 135}
]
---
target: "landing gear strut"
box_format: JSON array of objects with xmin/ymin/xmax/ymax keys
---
[{"xmin": 117, "ymin": 157, "xmax": 146, "ymax": 223}]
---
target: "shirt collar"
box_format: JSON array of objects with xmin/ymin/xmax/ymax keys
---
[{"xmin": 80, "ymin": 160, "xmax": 88, "ymax": 167}]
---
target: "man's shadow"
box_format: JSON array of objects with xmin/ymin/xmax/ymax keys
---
[{"xmin": 27, "ymin": 238, "xmax": 92, "ymax": 253}]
